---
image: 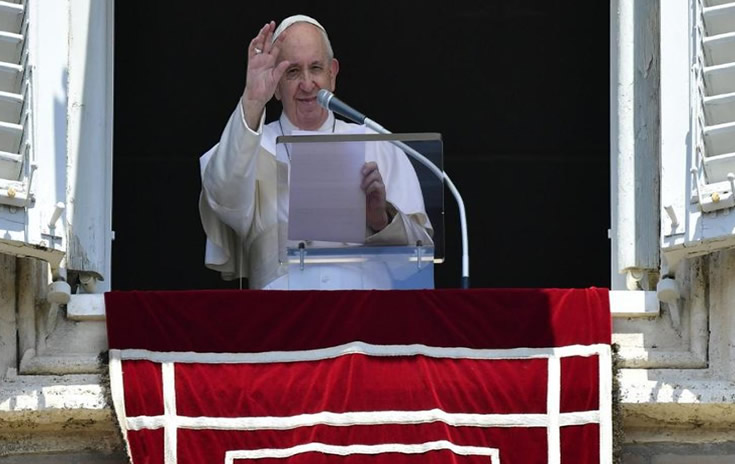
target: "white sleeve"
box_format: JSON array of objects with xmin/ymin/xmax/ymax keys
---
[
  {"xmin": 366, "ymin": 202, "xmax": 434, "ymax": 246},
  {"xmin": 200, "ymin": 102, "xmax": 265, "ymax": 237},
  {"xmin": 366, "ymin": 142, "xmax": 434, "ymax": 246}
]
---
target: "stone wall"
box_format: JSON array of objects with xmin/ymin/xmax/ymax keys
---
[
  {"xmin": 0, "ymin": 451, "xmax": 127, "ymax": 463},
  {"xmin": 2, "ymin": 251, "xmax": 735, "ymax": 461},
  {"xmin": 623, "ymin": 442, "xmax": 735, "ymax": 463}
]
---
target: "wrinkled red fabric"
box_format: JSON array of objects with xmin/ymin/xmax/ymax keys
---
[{"xmin": 107, "ymin": 288, "xmax": 610, "ymax": 464}]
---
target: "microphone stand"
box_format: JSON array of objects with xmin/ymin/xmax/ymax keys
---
[
  {"xmin": 318, "ymin": 89, "xmax": 470, "ymax": 288},
  {"xmin": 364, "ymin": 117, "xmax": 470, "ymax": 289}
]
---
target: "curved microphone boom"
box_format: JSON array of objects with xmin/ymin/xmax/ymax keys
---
[
  {"xmin": 317, "ymin": 89, "xmax": 471, "ymax": 289},
  {"xmin": 317, "ymin": 89, "xmax": 366, "ymax": 124}
]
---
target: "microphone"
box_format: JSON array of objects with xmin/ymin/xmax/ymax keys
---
[
  {"xmin": 316, "ymin": 88, "xmax": 471, "ymax": 288},
  {"xmin": 317, "ymin": 89, "xmax": 366, "ymax": 124}
]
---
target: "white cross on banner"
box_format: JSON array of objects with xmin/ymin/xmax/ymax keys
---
[{"xmin": 105, "ymin": 288, "xmax": 612, "ymax": 464}]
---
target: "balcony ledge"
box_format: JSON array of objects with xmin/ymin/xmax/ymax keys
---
[{"xmin": 66, "ymin": 290, "xmax": 659, "ymax": 321}]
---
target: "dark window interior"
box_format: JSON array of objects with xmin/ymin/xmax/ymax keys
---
[{"xmin": 113, "ymin": 2, "xmax": 610, "ymax": 290}]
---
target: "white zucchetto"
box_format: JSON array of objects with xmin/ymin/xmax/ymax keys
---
[{"xmin": 272, "ymin": 14, "xmax": 327, "ymax": 42}]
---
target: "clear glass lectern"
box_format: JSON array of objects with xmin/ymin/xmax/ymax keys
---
[{"xmin": 276, "ymin": 131, "xmax": 443, "ymax": 290}]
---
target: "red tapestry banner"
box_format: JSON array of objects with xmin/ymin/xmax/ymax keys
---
[{"xmin": 105, "ymin": 288, "xmax": 611, "ymax": 464}]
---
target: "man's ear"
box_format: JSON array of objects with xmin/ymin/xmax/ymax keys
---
[
  {"xmin": 274, "ymin": 83, "xmax": 282, "ymax": 101},
  {"xmin": 330, "ymin": 58, "xmax": 340, "ymax": 90}
]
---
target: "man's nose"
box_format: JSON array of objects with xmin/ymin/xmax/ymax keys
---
[{"xmin": 299, "ymin": 72, "xmax": 317, "ymax": 92}]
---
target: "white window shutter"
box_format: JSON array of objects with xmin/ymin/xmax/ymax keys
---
[
  {"xmin": 0, "ymin": 1, "xmax": 114, "ymax": 286},
  {"xmin": 65, "ymin": 0, "xmax": 114, "ymax": 290},
  {"xmin": 0, "ymin": 0, "xmax": 29, "ymax": 203},
  {"xmin": 0, "ymin": 0, "xmax": 70, "ymax": 269},
  {"xmin": 661, "ymin": 0, "xmax": 735, "ymax": 271},
  {"xmin": 700, "ymin": 3, "xmax": 735, "ymax": 187},
  {"xmin": 610, "ymin": 0, "xmax": 661, "ymax": 290}
]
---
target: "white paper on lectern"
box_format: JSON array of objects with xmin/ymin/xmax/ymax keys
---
[{"xmin": 286, "ymin": 129, "xmax": 366, "ymax": 243}]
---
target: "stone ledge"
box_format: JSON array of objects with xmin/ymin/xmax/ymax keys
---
[
  {"xmin": 67, "ymin": 290, "xmax": 659, "ymax": 320},
  {"xmin": 4, "ymin": 367, "xmax": 735, "ymax": 451},
  {"xmin": 0, "ymin": 371, "xmax": 123, "ymax": 456},
  {"xmin": 4, "ymin": 368, "xmax": 735, "ymax": 427},
  {"xmin": 0, "ymin": 429, "xmax": 124, "ymax": 458},
  {"xmin": 0, "ymin": 450, "xmax": 127, "ymax": 463},
  {"xmin": 67, "ymin": 294, "xmax": 106, "ymax": 321},
  {"xmin": 621, "ymin": 369, "xmax": 735, "ymax": 429},
  {"xmin": 0, "ymin": 371, "xmax": 109, "ymax": 422},
  {"xmin": 616, "ymin": 347, "xmax": 707, "ymax": 370},
  {"xmin": 19, "ymin": 352, "xmax": 102, "ymax": 375},
  {"xmin": 610, "ymin": 290, "xmax": 660, "ymax": 318}
]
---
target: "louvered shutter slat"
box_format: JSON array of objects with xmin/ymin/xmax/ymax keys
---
[
  {"xmin": 703, "ymin": 93, "xmax": 735, "ymax": 126},
  {"xmin": 704, "ymin": 63, "xmax": 735, "ymax": 95},
  {"xmin": 704, "ymin": 122, "xmax": 735, "ymax": 156},
  {"xmin": 699, "ymin": 1, "xmax": 735, "ymax": 190},
  {"xmin": 703, "ymin": 153, "xmax": 735, "ymax": 183},
  {"xmin": 0, "ymin": 31, "xmax": 23, "ymax": 64},
  {"xmin": 704, "ymin": 32, "xmax": 735, "ymax": 64},
  {"xmin": 0, "ymin": 90, "xmax": 22, "ymax": 122},
  {"xmin": 703, "ymin": 3, "xmax": 735, "ymax": 36},
  {"xmin": 0, "ymin": 0, "xmax": 22, "ymax": 185},
  {"xmin": 0, "ymin": 2, "xmax": 23, "ymax": 32}
]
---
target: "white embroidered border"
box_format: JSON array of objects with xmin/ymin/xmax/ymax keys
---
[
  {"xmin": 224, "ymin": 441, "xmax": 501, "ymax": 463},
  {"xmin": 126, "ymin": 409, "xmax": 601, "ymax": 431},
  {"xmin": 547, "ymin": 356, "xmax": 561, "ymax": 464},
  {"xmin": 117, "ymin": 342, "xmax": 607, "ymax": 364},
  {"xmin": 109, "ymin": 343, "xmax": 613, "ymax": 464},
  {"xmin": 598, "ymin": 344, "xmax": 613, "ymax": 464},
  {"xmin": 162, "ymin": 362, "xmax": 177, "ymax": 464},
  {"xmin": 109, "ymin": 350, "xmax": 133, "ymax": 463}
]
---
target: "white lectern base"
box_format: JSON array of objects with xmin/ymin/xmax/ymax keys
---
[{"xmin": 286, "ymin": 245, "xmax": 434, "ymax": 290}]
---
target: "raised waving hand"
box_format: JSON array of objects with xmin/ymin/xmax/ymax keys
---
[{"xmin": 241, "ymin": 21, "xmax": 290, "ymax": 129}]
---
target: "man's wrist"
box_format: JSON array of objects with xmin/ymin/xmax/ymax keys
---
[
  {"xmin": 241, "ymin": 96, "xmax": 265, "ymax": 131},
  {"xmin": 385, "ymin": 203, "xmax": 397, "ymax": 224},
  {"xmin": 369, "ymin": 203, "xmax": 397, "ymax": 233}
]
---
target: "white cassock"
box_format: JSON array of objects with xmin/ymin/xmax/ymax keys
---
[{"xmin": 199, "ymin": 103, "xmax": 433, "ymax": 289}]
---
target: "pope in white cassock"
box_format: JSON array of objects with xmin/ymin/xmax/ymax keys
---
[{"xmin": 199, "ymin": 15, "xmax": 433, "ymax": 289}]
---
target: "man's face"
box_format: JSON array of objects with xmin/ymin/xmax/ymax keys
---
[{"xmin": 275, "ymin": 23, "xmax": 339, "ymax": 130}]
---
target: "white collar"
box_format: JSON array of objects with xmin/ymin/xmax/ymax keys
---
[{"xmin": 278, "ymin": 111, "xmax": 336, "ymax": 134}]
